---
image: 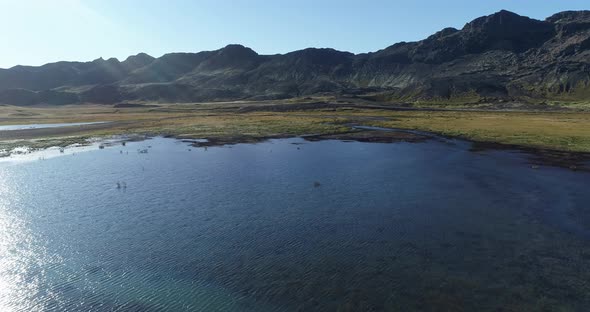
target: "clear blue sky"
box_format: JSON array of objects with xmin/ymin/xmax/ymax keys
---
[{"xmin": 0, "ymin": 0, "xmax": 588, "ymax": 68}]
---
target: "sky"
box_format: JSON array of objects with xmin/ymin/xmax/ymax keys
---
[{"xmin": 0, "ymin": 0, "xmax": 588, "ymax": 68}]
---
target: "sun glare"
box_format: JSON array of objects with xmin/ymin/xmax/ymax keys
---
[{"xmin": 0, "ymin": 172, "xmax": 44, "ymax": 312}]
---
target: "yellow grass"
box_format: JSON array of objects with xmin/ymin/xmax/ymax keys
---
[{"xmin": 1, "ymin": 103, "xmax": 590, "ymax": 152}]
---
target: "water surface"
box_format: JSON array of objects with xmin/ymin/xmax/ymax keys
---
[
  {"xmin": 0, "ymin": 122, "xmax": 107, "ymax": 131},
  {"xmin": 1, "ymin": 136, "xmax": 589, "ymax": 311}
]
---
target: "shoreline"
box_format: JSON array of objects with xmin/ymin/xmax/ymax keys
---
[
  {"xmin": 3, "ymin": 126, "xmax": 589, "ymax": 172},
  {"xmin": 0, "ymin": 101, "xmax": 589, "ymax": 170}
]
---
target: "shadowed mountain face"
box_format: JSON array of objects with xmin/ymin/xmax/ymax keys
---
[{"xmin": 1, "ymin": 10, "xmax": 589, "ymax": 105}]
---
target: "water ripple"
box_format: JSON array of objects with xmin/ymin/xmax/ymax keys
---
[{"xmin": 0, "ymin": 138, "xmax": 589, "ymax": 311}]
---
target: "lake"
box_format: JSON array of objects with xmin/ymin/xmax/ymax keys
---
[
  {"xmin": 0, "ymin": 122, "xmax": 107, "ymax": 131},
  {"xmin": 1, "ymin": 136, "xmax": 589, "ymax": 311}
]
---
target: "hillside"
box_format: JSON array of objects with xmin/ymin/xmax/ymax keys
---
[{"xmin": 0, "ymin": 10, "xmax": 589, "ymax": 106}]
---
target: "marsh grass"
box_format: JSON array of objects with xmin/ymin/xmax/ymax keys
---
[
  {"xmin": 1, "ymin": 103, "xmax": 590, "ymax": 152},
  {"xmin": 303, "ymin": 109, "xmax": 590, "ymax": 152}
]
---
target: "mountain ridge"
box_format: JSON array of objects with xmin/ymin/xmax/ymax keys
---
[{"xmin": 1, "ymin": 9, "xmax": 589, "ymax": 106}]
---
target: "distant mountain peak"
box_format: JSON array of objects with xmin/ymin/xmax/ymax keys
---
[
  {"xmin": 464, "ymin": 9, "xmax": 548, "ymax": 32},
  {"xmin": 546, "ymin": 10, "xmax": 590, "ymax": 23},
  {"xmin": 426, "ymin": 27, "xmax": 459, "ymax": 40},
  {"xmin": 222, "ymin": 43, "xmax": 250, "ymax": 50},
  {"xmin": 217, "ymin": 44, "xmax": 258, "ymax": 57},
  {"xmin": 123, "ymin": 52, "xmax": 155, "ymax": 70},
  {"xmin": 190, "ymin": 44, "xmax": 260, "ymax": 71},
  {"xmin": 0, "ymin": 10, "xmax": 589, "ymax": 105},
  {"xmin": 495, "ymin": 9, "xmax": 520, "ymax": 16},
  {"xmin": 457, "ymin": 9, "xmax": 556, "ymax": 54},
  {"xmin": 287, "ymin": 47, "xmax": 354, "ymax": 58},
  {"xmin": 91, "ymin": 57, "xmax": 120, "ymax": 64},
  {"xmin": 124, "ymin": 52, "xmax": 154, "ymax": 62}
]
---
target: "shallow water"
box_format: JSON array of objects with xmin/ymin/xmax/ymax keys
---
[
  {"xmin": 0, "ymin": 137, "xmax": 589, "ymax": 311},
  {"xmin": 0, "ymin": 122, "xmax": 106, "ymax": 131}
]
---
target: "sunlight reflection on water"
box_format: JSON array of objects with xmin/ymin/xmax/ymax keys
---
[
  {"xmin": 0, "ymin": 171, "xmax": 47, "ymax": 312},
  {"xmin": 0, "ymin": 137, "xmax": 588, "ymax": 311}
]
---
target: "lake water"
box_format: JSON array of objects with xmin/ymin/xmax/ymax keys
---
[
  {"xmin": 0, "ymin": 122, "xmax": 107, "ymax": 131},
  {"xmin": 1, "ymin": 136, "xmax": 589, "ymax": 311}
]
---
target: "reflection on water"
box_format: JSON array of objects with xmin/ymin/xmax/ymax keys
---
[
  {"xmin": 0, "ymin": 171, "xmax": 51, "ymax": 312},
  {"xmin": 0, "ymin": 137, "xmax": 589, "ymax": 311},
  {"xmin": 0, "ymin": 122, "xmax": 107, "ymax": 131}
]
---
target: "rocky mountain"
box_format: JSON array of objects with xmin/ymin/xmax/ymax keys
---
[{"xmin": 1, "ymin": 10, "xmax": 589, "ymax": 106}]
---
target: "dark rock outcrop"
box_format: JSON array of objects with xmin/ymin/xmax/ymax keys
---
[{"xmin": 0, "ymin": 10, "xmax": 589, "ymax": 105}]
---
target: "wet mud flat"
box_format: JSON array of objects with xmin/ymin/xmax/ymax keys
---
[
  {"xmin": 183, "ymin": 129, "xmax": 429, "ymax": 148},
  {"xmin": 304, "ymin": 129, "xmax": 429, "ymax": 143}
]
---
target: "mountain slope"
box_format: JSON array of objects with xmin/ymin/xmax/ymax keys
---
[{"xmin": 0, "ymin": 10, "xmax": 589, "ymax": 106}]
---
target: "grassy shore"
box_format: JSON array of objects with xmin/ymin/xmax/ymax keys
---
[
  {"xmin": 311, "ymin": 109, "xmax": 590, "ymax": 152},
  {"xmin": 1, "ymin": 101, "xmax": 590, "ymax": 153}
]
